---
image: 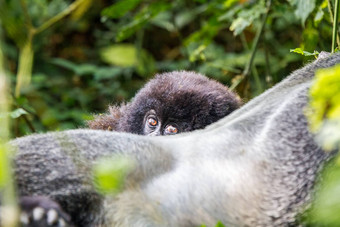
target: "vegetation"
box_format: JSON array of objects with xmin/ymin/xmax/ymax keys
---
[
  {"xmin": 0, "ymin": 0, "xmax": 340, "ymax": 226},
  {"xmin": 307, "ymin": 64, "xmax": 340, "ymax": 226},
  {"xmin": 0, "ymin": 0, "xmax": 336, "ymax": 136}
]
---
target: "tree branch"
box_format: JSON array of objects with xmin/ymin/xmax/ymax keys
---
[{"xmin": 33, "ymin": 0, "xmax": 86, "ymax": 35}]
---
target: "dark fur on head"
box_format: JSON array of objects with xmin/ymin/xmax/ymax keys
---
[{"xmin": 88, "ymin": 71, "xmax": 241, "ymax": 135}]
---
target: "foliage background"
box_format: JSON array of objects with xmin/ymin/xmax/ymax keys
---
[{"xmin": 0, "ymin": 0, "xmax": 335, "ymax": 137}]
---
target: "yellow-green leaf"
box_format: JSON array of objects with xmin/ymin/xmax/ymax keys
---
[
  {"xmin": 100, "ymin": 44, "xmax": 137, "ymax": 67},
  {"xmin": 93, "ymin": 156, "xmax": 134, "ymax": 195}
]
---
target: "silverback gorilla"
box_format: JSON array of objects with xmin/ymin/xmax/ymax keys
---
[
  {"xmin": 87, "ymin": 71, "xmax": 241, "ymax": 136},
  {"xmin": 7, "ymin": 52, "xmax": 339, "ymax": 226}
]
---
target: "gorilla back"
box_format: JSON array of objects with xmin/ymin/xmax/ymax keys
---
[{"xmin": 10, "ymin": 53, "xmax": 339, "ymax": 226}]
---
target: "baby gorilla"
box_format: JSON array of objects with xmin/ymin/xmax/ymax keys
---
[{"xmin": 88, "ymin": 71, "xmax": 241, "ymax": 135}]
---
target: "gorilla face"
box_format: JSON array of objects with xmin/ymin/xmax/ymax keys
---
[
  {"xmin": 143, "ymin": 109, "xmax": 181, "ymax": 136},
  {"xmin": 88, "ymin": 71, "xmax": 242, "ymax": 136}
]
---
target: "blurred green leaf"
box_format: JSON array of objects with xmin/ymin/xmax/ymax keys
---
[
  {"xmin": 218, "ymin": 4, "xmax": 243, "ymax": 22},
  {"xmin": 50, "ymin": 58, "xmax": 77, "ymax": 71},
  {"xmin": 309, "ymin": 156, "xmax": 340, "ymax": 226},
  {"xmin": 94, "ymin": 67, "xmax": 122, "ymax": 80},
  {"xmin": 215, "ymin": 221, "xmax": 226, "ymax": 227},
  {"xmin": 9, "ymin": 108, "xmax": 28, "ymax": 119},
  {"xmin": 50, "ymin": 58, "xmax": 97, "ymax": 75},
  {"xmin": 200, "ymin": 220, "xmax": 226, "ymax": 227},
  {"xmin": 189, "ymin": 44, "xmax": 207, "ymax": 62},
  {"xmin": 223, "ymin": 0, "xmax": 239, "ymax": 9},
  {"xmin": 93, "ymin": 156, "xmax": 134, "ymax": 195},
  {"xmin": 115, "ymin": 2, "xmax": 171, "ymax": 42},
  {"xmin": 302, "ymin": 25, "xmax": 319, "ymax": 52},
  {"xmin": 288, "ymin": 0, "xmax": 316, "ymax": 26},
  {"xmin": 100, "ymin": 44, "xmax": 137, "ymax": 67},
  {"xmin": 229, "ymin": 1, "xmax": 266, "ymax": 36},
  {"xmin": 230, "ymin": 17, "xmax": 251, "ymax": 36},
  {"xmin": 0, "ymin": 0, "xmax": 27, "ymax": 47},
  {"xmin": 136, "ymin": 49, "xmax": 156, "ymax": 77},
  {"xmin": 314, "ymin": 0, "xmax": 327, "ymax": 26},
  {"xmin": 47, "ymin": 0, "xmax": 69, "ymax": 18},
  {"xmin": 184, "ymin": 18, "xmax": 220, "ymax": 47},
  {"xmin": 316, "ymin": 120, "xmax": 340, "ymax": 151},
  {"xmin": 307, "ymin": 64, "xmax": 340, "ymax": 151},
  {"xmin": 174, "ymin": 5, "xmax": 208, "ymax": 29},
  {"xmin": 74, "ymin": 64, "xmax": 97, "ymax": 75},
  {"xmin": 151, "ymin": 12, "xmax": 176, "ymax": 32},
  {"xmin": 101, "ymin": 0, "xmax": 141, "ymax": 19}
]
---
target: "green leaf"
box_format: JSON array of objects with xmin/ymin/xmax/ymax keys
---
[
  {"xmin": 215, "ymin": 221, "xmax": 226, "ymax": 227},
  {"xmin": 290, "ymin": 48, "xmax": 319, "ymax": 57},
  {"xmin": 93, "ymin": 67, "xmax": 122, "ymax": 80},
  {"xmin": 290, "ymin": 48, "xmax": 304, "ymax": 55},
  {"xmin": 218, "ymin": 4, "xmax": 243, "ymax": 22},
  {"xmin": 184, "ymin": 19, "xmax": 220, "ymax": 47},
  {"xmin": 314, "ymin": 0, "xmax": 328, "ymax": 26},
  {"xmin": 101, "ymin": 0, "xmax": 141, "ymax": 19},
  {"xmin": 189, "ymin": 44, "xmax": 207, "ymax": 62},
  {"xmin": 223, "ymin": 0, "xmax": 239, "ymax": 9},
  {"xmin": 93, "ymin": 156, "xmax": 134, "ymax": 194},
  {"xmin": 150, "ymin": 12, "xmax": 176, "ymax": 32},
  {"xmin": 230, "ymin": 17, "xmax": 251, "ymax": 36},
  {"xmin": 9, "ymin": 108, "xmax": 28, "ymax": 119},
  {"xmin": 308, "ymin": 156, "xmax": 340, "ymax": 225},
  {"xmin": 174, "ymin": 6, "xmax": 207, "ymax": 29},
  {"xmin": 136, "ymin": 49, "xmax": 156, "ymax": 77},
  {"xmin": 50, "ymin": 58, "xmax": 77, "ymax": 71},
  {"xmin": 100, "ymin": 44, "xmax": 137, "ymax": 67},
  {"xmin": 0, "ymin": 0, "xmax": 27, "ymax": 47},
  {"xmin": 74, "ymin": 64, "xmax": 97, "ymax": 75},
  {"xmin": 289, "ymin": 0, "xmax": 316, "ymax": 26},
  {"xmin": 314, "ymin": 7, "xmax": 324, "ymax": 25},
  {"xmin": 50, "ymin": 59, "xmax": 97, "ymax": 75},
  {"xmin": 229, "ymin": 2, "xmax": 266, "ymax": 36},
  {"xmin": 115, "ymin": 13, "xmax": 150, "ymax": 42},
  {"xmin": 307, "ymin": 63, "xmax": 340, "ymax": 150},
  {"xmin": 115, "ymin": 2, "xmax": 171, "ymax": 42}
]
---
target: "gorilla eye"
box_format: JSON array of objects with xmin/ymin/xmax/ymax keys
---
[
  {"xmin": 147, "ymin": 117, "xmax": 158, "ymax": 127},
  {"xmin": 164, "ymin": 125, "xmax": 178, "ymax": 135}
]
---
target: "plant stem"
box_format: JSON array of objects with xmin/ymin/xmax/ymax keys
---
[
  {"xmin": 15, "ymin": 33, "xmax": 34, "ymax": 97},
  {"xmin": 15, "ymin": 0, "xmax": 87, "ymax": 97},
  {"xmin": 242, "ymin": 0, "xmax": 271, "ymax": 94},
  {"xmin": 264, "ymin": 46, "xmax": 273, "ymax": 86},
  {"xmin": 33, "ymin": 0, "xmax": 86, "ymax": 35},
  {"xmin": 328, "ymin": 0, "xmax": 340, "ymax": 48},
  {"xmin": 0, "ymin": 29, "xmax": 19, "ymax": 227},
  {"xmin": 243, "ymin": 0, "xmax": 271, "ymax": 77},
  {"xmin": 20, "ymin": 0, "xmax": 33, "ymax": 29},
  {"xmin": 332, "ymin": 0, "xmax": 340, "ymax": 52}
]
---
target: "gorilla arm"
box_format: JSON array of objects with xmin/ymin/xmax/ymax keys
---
[{"xmin": 10, "ymin": 52, "xmax": 338, "ymax": 226}]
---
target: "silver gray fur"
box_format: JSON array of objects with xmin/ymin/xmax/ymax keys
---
[{"xmin": 10, "ymin": 52, "xmax": 339, "ymax": 226}]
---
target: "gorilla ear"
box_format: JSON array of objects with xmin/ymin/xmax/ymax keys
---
[{"xmin": 87, "ymin": 105, "xmax": 125, "ymax": 131}]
